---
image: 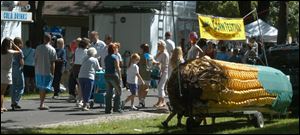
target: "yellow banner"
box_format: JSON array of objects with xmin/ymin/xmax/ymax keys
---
[{"xmin": 198, "ymin": 15, "xmax": 246, "ymax": 40}]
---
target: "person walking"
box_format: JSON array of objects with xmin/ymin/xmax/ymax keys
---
[
  {"xmin": 1, "ymin": 37, "xmax": 22, "ymax": 113},
  {"xmin": 22, "ymin": 40, "xmax": 35, "ymax": 93},
  {"xmin": 104, "ymin": 43, "xmax": 123, "ymax": 114},
  {"xmin": 137, "ymin": 44, "xmax": 154, "ymax": 108},
  {"xmin": 35, "ymin": 33, "xmax": 57, "ymax": 110},
  {"xmin": 73, "ymin": 38, "xmax": 89, "ymax": 107},
  {"xmin": 10, "ymin": 37, "xmax": 25, "ymax": 110},
  {"xmin": 78, "ymin": 47, "xmax": 101, "ymax": 111},
  {"xmin": 153, "ymin": 40, "xmax": 169, "ymax": 108},
  {"xmin": 121, "ymin": 53, "xmax": 145, "ymax": 111},
  {"xmin": 67, "ymin": 38, "xmax": 81, "ymax": 102}
]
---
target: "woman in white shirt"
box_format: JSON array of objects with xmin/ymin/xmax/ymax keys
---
[
  {"xmin": 73, "ymin": 38, "xmax": 89, "ymax": 107},
  {"xmin": 1, "ymin": 37, "xmax": 22, "ymax": 113},
  {"xmin": 153, "ymin": 40, "xmax": 169, "ymax": 108}
]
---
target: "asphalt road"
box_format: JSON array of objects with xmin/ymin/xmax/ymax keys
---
[{"xmin": 1, "ymin": 88, "xmax": 169, "ymax": 130}]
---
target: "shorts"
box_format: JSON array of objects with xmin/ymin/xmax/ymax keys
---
[
  {"xmin": 128, "ymin": 83, "xmax": 138, "ymax": 95},
  {"xmin": 35, "ymin": 74, "xmax": 53, "ymax": 92}
]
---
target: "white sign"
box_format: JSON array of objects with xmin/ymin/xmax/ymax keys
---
[
  {"xmin": 1, "ymin": 21, "xmax": 21, "ymax": 43},
  {"xmin": 1, "ymin": 11, "xmax": 32, "ymax": 22}
]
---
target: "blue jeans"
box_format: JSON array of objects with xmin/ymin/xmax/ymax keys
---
[
  {"xmin": 104, "ymin": 74, "xmax": 122, "ymax": 112},
  {"xmin": 11, "ymin": 69, "xmax": 25, "ymax": 105},
  {"xmin": 79, "ymin": 78, "xmax": 94, "ymax": 104}
]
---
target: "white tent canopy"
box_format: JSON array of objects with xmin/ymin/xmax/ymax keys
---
[{"xmin": 245, "ymin": 19, "xmax": 278, "ymax": 43}]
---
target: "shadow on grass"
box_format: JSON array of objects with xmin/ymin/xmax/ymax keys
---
[
  {"xmin": 236, "ymin": 120, "xmax": 299, "ymax": 134},
  {"xmin": 148, "ymin": 119, "xmax": 280, "ymax": 134}
]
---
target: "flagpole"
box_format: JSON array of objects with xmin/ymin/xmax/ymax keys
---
[
  {"xmin": 243, "ymin": 8, "xmax": 257, "ymax": 19},
  {"xmin": 172, "ymin": 1, "xmax": 182, "ymax": 96},
  {"xmin": 254, "ymin": 8, "xmax": 269, "ymax": 66}
]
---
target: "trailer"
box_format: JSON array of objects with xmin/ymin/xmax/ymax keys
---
[
  {"xmin": 89, "ymin": 1, "xmax": 198, "ymax": 56},
  {"xmin": 167, "ymin": 56, "xmax": 293, "ymax": 131}
]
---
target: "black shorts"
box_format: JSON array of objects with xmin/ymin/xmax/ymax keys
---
[{"xmin": 23, "ymin": 65, "xmax": 35, "ymax": 78}]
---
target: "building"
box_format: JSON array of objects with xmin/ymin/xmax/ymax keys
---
[
  {"xmin": 89, "ymin": 1, "xmax": 198, "ymax": 55},
  {"xmin": 22, "ymin": 1, "xmax": 101, "ymax": 45}
]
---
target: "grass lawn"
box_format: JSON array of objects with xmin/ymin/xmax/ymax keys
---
[{"xmin": 3, "ymin": 115, "xmax": 299, "ymax": 134}]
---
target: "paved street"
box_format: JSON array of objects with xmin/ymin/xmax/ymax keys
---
[{"xmin": 1, "ymin": 88, "xmax": 169, "ymax": 131}]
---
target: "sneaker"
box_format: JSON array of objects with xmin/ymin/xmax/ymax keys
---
[
  {"xmin": 60, "ymin": 84, "xmax": 66, "ymax": 92},
  {"xmin": 113, "ymin": 110, "xmax": 124, "ymax": 114},
  {"xmin": 82, "ymin": 106, "xmax": 89, "ymax": 111},
  {"xmin": 131, "ymin": 105, "xmax": 139, "ymax": 111},
  {"xmin": 38, "ymin": 106, "xmax": 49, "ymax": 110},
  {"xmin": 137, "ymin": 102, "xmax": 145, "ymax": 108},
  {"xmin": 76, "ymin": 101, "xmax": 83, "ymax": 108},
  {"xmin": 11, "ymin": 104, "xmax": 21, "ymax": 110},
  {"xmin": 121, "ymin": 101, "xmax": 125, "ymax": 110}
]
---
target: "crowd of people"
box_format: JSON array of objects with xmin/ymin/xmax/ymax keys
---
[{"xmin": 1, "ymin": 30, "xmax": 260, "ymax": 114}]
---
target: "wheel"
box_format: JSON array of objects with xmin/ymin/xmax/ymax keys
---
[
  {"xmin": 252, "ymin": 112, "xmax": 264, "ymax": 128},
  {"xmin": 186, "ymin": 117, "xmax": 194, "ymax": 131}
]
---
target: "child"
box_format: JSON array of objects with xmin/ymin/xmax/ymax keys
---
[
  {"xmin": 11, "ymin": 37, "xmax": 25, "ymax": 110},
  {"xmin": 122, "ymin": 53, "xmax": 145, "ymax": 110}
]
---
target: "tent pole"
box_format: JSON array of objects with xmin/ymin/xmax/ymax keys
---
[
  {"xmin": 255, "ymin": 8, "xmax": 269, "ymax": 66},
  {"xmin": 243, "ymin": 8, "xmax": 257, "ymax": 19},
  {"xmin": 172, "ymin": 1, "xmax": 182, "ymax": 96}
]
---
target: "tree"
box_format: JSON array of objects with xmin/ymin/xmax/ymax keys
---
[
  {"xmin": 238, "ymin": 1, "xmax": 254, "ymax": 24},
  {"xmin": 277, "ymin": 1, "xmax": 288, "ymax": 44},
  {"xmin": 28, "ymin": 1, "xmax": 45, "ymax": 48},
  {"xmin": 196, "ymin": 1, "xmax": 239, "ymax": 18},
  {"xmin": 257, "ymin": 1, "xmax": 270, "ymax": 22}
]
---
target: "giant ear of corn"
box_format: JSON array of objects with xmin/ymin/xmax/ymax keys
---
[{"xmin": 167, "ymin": 56, "xmax": 293, "ymax": 114}]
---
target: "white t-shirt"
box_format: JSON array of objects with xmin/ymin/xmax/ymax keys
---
[
  {"xmin": 156, "ymin": 51, "xmax": 169, "ymax": 73},
  {"xmin": 78, "ymin": 56, "xmax": 101, "ymax": 80},
  {"xmin": 91, "ymin": 39, "xmax": 107, "ymax": 68},
  {"xmin": 35, "ymin": 43, "xmax": 57, "ymax": 75},
  {"xmin": 126, "ymin": 63, "xmax": 139, "ymax": 84},
  {"xmin": 187, "ymin": 44, "xmax": 201, "ymax": 60},
  {"xmin": 165, "ymin": 39, "xmax": 175, "ymax": 57},
  {"xmin": 74, "ymin": 48, "xmax": 88, "ymax": 65}
]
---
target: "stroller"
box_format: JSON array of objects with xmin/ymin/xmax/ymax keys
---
[{"xmin": 90, "ymin": 70, "xmax": 106, "ymax": 108}]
